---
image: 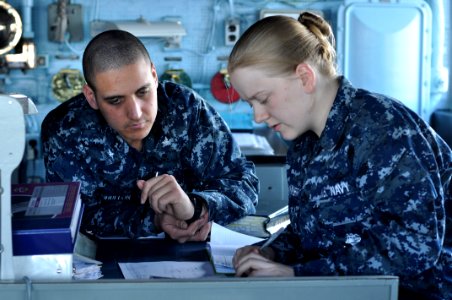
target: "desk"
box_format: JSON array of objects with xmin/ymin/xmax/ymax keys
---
[
  {"xmin": 96, "ymin": 238, "xmax": 209, "ymax": 279},
  {"xmin": 0, "ymin": 238, "xmax": 399, "ymax": 300},
  {"xmin": 0, "ymin": 276, "xmax": 399, "ymax": 300}
]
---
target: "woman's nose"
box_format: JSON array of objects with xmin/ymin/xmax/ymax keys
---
[{"xmin": 253, "ymin": 104, "xmax": 269, "ymax": 123}]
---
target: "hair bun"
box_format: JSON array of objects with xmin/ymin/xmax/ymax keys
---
[{"xmin": 298, "ymin": 12, "xmax": 334, "ymax": 47}]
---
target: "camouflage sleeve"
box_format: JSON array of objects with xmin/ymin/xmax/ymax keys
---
[
  {"xmin": 275, "ymin": 127, "xmax": 448, "ymax": 278},
  {"xmin": 267, "ymin": 225, "xmax": 304, "ymax": 264},
  {"xmin": 185, "ymin": 98, "xmax": 259, "ymax": 225}
]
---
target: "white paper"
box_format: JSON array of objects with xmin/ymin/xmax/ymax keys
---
[
  {"xmin": 209, "ymin": 222, "xmax": 264, "ymax": 274},
  {"xmin": 119, "ymin": 261, "xmax": 215, "ymax": 279},
  {"xmin": 73, "ymin": 260, "xmax": 103, "ymax": 280}
]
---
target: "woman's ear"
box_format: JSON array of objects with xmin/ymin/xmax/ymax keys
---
[
  {"xmin": 83, "ymin": 84, "xmax": 99, "ymax": 110},
  {"xmin": 295, "ymin": 63, "xmax": 316, "ymax": 94}
]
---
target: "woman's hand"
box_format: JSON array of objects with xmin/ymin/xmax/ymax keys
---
[{"xmin": 233, "ymin": 245, "xmax": 294, "ymax": 277}]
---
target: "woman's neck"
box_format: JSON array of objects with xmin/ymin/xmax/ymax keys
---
[{"xmin": 311, "ymin": 75, "xmax": 340, "ymax": 137}]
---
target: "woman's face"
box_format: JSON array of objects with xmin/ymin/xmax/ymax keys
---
[{"xmin": 230, "ymin": 66, "xmax": 315, "ymax": 140}]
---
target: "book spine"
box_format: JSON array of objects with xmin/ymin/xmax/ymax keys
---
[
  {"xmin": 12, "ymin": 229, "xmax": 74, "ymax": 256},
  {"xmin": 61, "ymin": 183, "xmax": 80, "ymax": 217}
]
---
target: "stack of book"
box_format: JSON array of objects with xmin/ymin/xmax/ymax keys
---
[
  {"xmin": 10, "ymin": 182, "xmax": 101, "ymax": 280},
  {"xmin": 11, "ymin": 182, "xmax": 83, "ymax": 256}
]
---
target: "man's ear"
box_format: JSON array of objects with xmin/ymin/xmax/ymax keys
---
[
  {"xmin": 151, "ymin": 62, "xmax": 159, "ymax": 85},
  {"xmin": 295, "ymin": 63, "xmax": 316, "ymax": 94},
  {"xmin": 83, "ymin": 84, "xmax": 99, "ymax": 110}
]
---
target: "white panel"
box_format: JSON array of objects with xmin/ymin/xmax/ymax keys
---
[
  {"xmin": 337, "ymin": 1, "xmax": 432, "ymax": 118},
  {"xmin": 0, "ymin": 96, "xmax": 26, "ymax": 280}
]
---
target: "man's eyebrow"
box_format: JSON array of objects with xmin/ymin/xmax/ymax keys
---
[
  {"xmin": 136, "ymin": 83, "xmax": 151, "ymax": 91},
  {"xmin": 103, "ymin": 94, "xmax": 123, "ymax": 101}
]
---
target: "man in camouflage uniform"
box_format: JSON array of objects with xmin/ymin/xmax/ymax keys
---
[{"xmin": 41, "ymin": 30, "xmax": 259, "ymax": 243}]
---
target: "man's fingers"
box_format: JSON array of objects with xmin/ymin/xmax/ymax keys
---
[
  {"xmin": 160, "ymin": 213, "xmax": 210, "ymax": 242},
  {"xmin": 186, "ymin": 221, "xmax": 211, "ymax": 242}
]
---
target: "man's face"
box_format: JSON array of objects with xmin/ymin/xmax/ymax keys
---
[{"xmin": 84, "ymin": 58, "xmax": 158, "ymax": 151}]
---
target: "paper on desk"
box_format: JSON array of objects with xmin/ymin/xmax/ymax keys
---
[
  {"xmin": 73, "ymin": 259, "xmax": 103, "ymax": 280},
  {"xmin": 119, "ymin": 261, "xmax": 215, "ymax": 279},
  {"xmin": 208, "ymin": 222, "xmax": 264, "ymax": 274}
]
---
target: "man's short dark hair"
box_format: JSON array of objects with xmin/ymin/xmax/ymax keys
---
[{"xmin": 82, "ymin": 30, "xmax": 152, "ymax": 90}]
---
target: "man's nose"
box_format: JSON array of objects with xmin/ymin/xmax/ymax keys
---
[{"xmin": 127, "ymin": 97, "xmax": 142, "ymax": 120}]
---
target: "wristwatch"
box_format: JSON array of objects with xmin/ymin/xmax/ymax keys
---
[{"xmin": 186, "ymin": 195, "xmax": 204, "ymax": 224}]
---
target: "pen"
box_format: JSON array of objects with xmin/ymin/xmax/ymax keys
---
[
  {"xmin": 140, "ymin": 172, "xmax": 159, "ymax": 220},
  {"xmin": 260, "ymin": 226, "xmax": 285, "ymax": 250}
]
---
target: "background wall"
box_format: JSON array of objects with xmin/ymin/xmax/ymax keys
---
[
  {"xmin": 1, "ymin": 0, "xmax": 450, "ymax": 112},
  {"xmin": 1, "ymin": 0, "xmax": 342, "ymax": 104}
]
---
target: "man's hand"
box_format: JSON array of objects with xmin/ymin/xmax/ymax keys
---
[
  {"xmin": 155, "ymin": 210, "xmax": 211, "ymax": 243},
  {"xmin": 137, "ymin": 174, "xmax": 193, "ymax": 220}
]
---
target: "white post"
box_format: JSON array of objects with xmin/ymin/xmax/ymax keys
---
[{"xmin": 0, "ymin": 96, "xmax": 26, "ymax": 280}]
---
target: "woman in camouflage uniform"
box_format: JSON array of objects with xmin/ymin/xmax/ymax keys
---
[{"xmin": 229, "ymin": 12, "xmax": 451, "ymax": 300}]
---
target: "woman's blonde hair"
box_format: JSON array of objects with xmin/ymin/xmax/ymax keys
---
[{"xmin": 228, "ymin": 12, "xmax": 337, "ymax": 77}]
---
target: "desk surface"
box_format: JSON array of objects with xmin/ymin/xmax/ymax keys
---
[
  {"xmin": 0, "ymin": 238, "xmax": 399, "ymax": 300},
  {"xmin": 96, "ymin": 238, "xmax": 209, "ymax": 279}
]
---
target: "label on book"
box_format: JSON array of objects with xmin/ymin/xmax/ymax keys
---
[{"xmin": 25, "ymin": 185, "xmax": 69, "ymax": 216}]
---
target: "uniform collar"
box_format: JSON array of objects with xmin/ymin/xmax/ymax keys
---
[
  {"xmin": 318, "ymin": 76, "xmax": 356, "ymax": 151},
  {"xmin": 140, "ymin": 83, "xmax": 166, "ymax": 153}
]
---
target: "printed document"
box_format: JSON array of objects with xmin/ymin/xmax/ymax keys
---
[
  {"xmin": 209, "ymin": 222, "xmax": 264, "ymax": 274},
  {"xmin": 119, "ymin": 261, "xmax": 215, "ymax": 279}
]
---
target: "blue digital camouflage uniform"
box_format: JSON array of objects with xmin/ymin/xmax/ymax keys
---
[
  {"xmin": 270, "ymin": 77, "xmax": 451, "ymax": 300},
  {"xmin": 41, "ymin": 81, "xmax": 259, "ymax": 238}
]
